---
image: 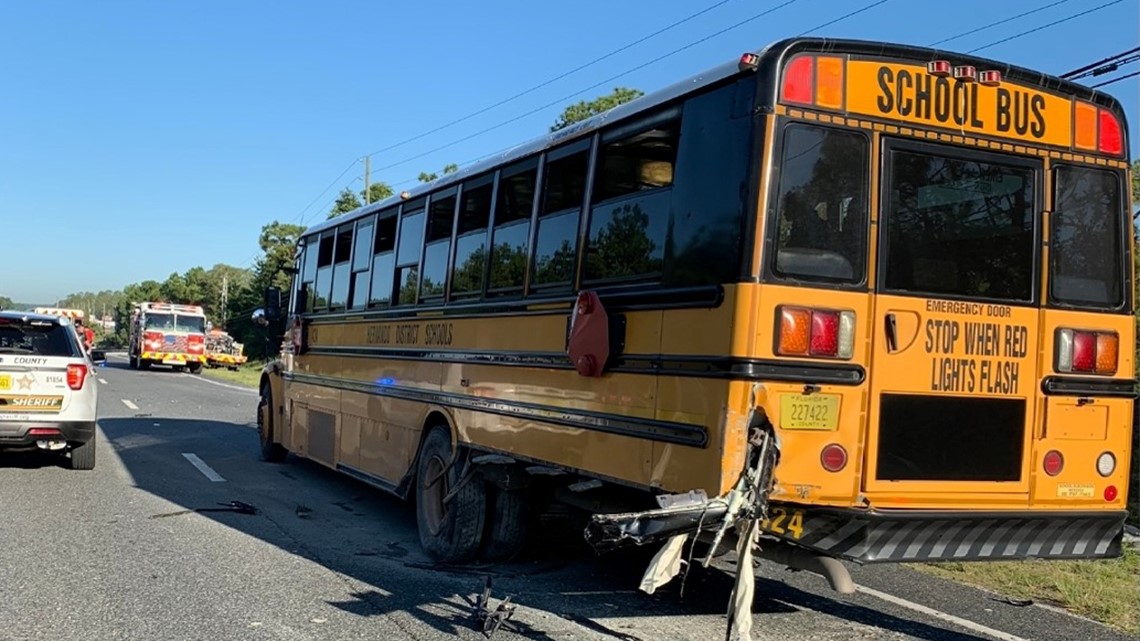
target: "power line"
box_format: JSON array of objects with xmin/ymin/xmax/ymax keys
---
[
  {"xmin": 928, "ymin": 0, "xmax": 1075, "ymax": 47},
  {"xmin": 798, "ymin": 0, "xmax": 891, "ymax": 36},
  {"xmin": 368, "ymin": 1, "xmax": 804, "ymax": 176},
  {"xmin": 1091, "ymin": 70, "xmax": 1139, "ymax": 88},
  {"xmin": 1063, "ymin": 47, "xmax": 1140, "ymax": 78},
  {"xmin": 287, "ymin": 159, "xmax": 360, "ymax": 226},
  {"xmin": 968, "ymin": 0, "xmax": 1125, "ymax": 54},
  {"xmin": 360, "ymin": 0, "xmax": 733, "ymax": 161}
]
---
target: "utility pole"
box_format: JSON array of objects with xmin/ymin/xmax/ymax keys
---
[
  {"xmin": 221, "ymin": 275, "xmax": 229, "ymax": 326},
  {"xmin": 363, "ymin": 156, "xmax": 371, "ymax": 204}
]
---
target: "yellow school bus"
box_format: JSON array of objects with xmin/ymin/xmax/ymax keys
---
[{"xmin": 259, "ymin": 38, "xmax": 1134, "ymax": 579}]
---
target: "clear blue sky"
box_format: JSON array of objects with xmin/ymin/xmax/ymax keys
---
[{"xmin": 1, "ymin": 0, "xmax": 1136, "ymax": 303}]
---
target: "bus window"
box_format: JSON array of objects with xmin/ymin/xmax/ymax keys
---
[
  {"xmin": 299, "ymin": 233, "xmax": 319, "ymax": 312},
  {"xmin": 584, "ymin": 118, "xmax": 679, "ymax": 282},
  {"xmin": 489, "ymin": 159, "xmax": 538, "ymax": 293},
  {"xmin": 532, "ymin": 145, "xmax": 589, "ymax": 289},
  {"xmin": 421, "ymin": 190, "xmax": 457, "ymax": 300},
  {"xmin": 369, "ymin": 212, "xmax": 397, "ymax": 307},
  {"xmin": 883, "ymin": 149, "xmax": 1034, "ymax": 301},
  {"xmin": 314, "ymin": 232, "xmax": 335, "ymax": 309},
  {"xmin": 772, "ymin": 124, "xmax": 868, "ymax": 284},
  {"xmin": 395, "ymin": 201, "xmax": 425, "ymax": 306},
  {"xmin": 349, "ymin": 217, "xmax": 374, "ymax": 310},
  {"xmin": 1051, "ymin": 166, "xmax": 1124, "ymax": 308},
  {"xmin": 451, "ymin": 174, "xmax": 494, "ymax": 298},
  {"xmin": 330, "ymin": 225, "xmax": 353, "ymax": 309}
]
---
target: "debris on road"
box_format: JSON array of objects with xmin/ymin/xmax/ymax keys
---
[
  {"xmin": 148, "ymin": 500, "xmax": 259, "ymax": 519},
  {"xmin": 473, "ymin": 576, "xmax": 516, "ymax": 638}
]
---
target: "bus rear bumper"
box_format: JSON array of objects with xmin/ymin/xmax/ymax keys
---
[
  {"xmin": 587, "ymin": 504, "xmax": 1126, "ymax": 563},
  {"xmin": 788, "ymin": 507, "xmax": 1126, "ymax": 563}
]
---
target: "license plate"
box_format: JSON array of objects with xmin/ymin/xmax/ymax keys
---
[
  {"xmin": 0, "ymin": 375, "xmax": 8, "ymax": 391},
  {"xmin": 779, "ymin": 393, "xmax": 840, "ymax": 430}
]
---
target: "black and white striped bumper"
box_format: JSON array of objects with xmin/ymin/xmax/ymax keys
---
[{"xmin": 779, "ymin": 507, "xmax": 1126, "ymax": 563}]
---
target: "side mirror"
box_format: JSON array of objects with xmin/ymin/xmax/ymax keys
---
[
  {"xmin": 251, "ymin": 308, "xmax": 269, "ymax": 327},
  {"xmin": 265, "ymin": 286, "xmax": 282, "ymax": 322}
]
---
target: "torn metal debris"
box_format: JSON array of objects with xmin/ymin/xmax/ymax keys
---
[{"xmin": 473, "ymin": 576, "xmax": 516, "ymax": 638}]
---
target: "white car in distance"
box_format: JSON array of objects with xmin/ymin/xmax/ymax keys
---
[{"xmin": 0, "ymin": 311, "xmax": 98, "ymax": 469}]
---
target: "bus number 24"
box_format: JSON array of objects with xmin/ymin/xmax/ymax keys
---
[{"xmin": 760, "ymin": 507, "xmax": 805, "ymax": 539}]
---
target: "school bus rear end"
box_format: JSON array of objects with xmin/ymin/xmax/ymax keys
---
[{"xmin": 727, "ymin": 39, "xmax": 1133, "ymax": 563}]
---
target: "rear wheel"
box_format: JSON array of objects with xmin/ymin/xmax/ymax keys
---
[
  {"xmin": 138, "ymin": 359, "xmax": 151, "ymax": 371},
  {"xmin": 482, "ymin": 487, "xmax": 529, "ymax": 561},
  {"xmin": 416, "ymin": 427, "xmax": 486, "ymax": 563},
  {"xmin": 69, "ymin": 439, "xmax": 95, "ymax": 471},
  {"xmin": 187, "ymin": 363, "xmax": 203, "ymax": 375},
  {"xmin": 258, "ymin": 382, "xmax": 287, "ymax": 462}
]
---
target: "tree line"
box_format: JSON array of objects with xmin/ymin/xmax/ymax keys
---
[{"xmin": 2, "ymin": 90, "xmax": 643, "ymax": 361}]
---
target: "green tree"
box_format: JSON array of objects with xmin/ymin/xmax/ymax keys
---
[
  {"xmin": 0, "ymin": 295, "xmax": 13, "ymax": 310},
  {"xmin": 417, "ymin": 163, "xmax": 459, "ymax": 183},
  {"xmin": 328, "ymin": 188, "xmax": 363, "ymax": 219},
  {"xmin": 551, "ymin": 87, "xmax": 644, "ymax": 132},
  {"xmin": 363, "ymin": 181, "xmax": 394, "ymax": 204}
]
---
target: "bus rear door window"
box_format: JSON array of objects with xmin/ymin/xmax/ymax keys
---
[
  {"xmin": 1050, "ymin": 166, "xmax": 1124, "ymax": 308},
  {"xmin": 314, "ymin": 232, "xmax": 335, "ymax": 309},
  {"xmin": 771, "ymin": 124, "xmax": 869, "ymax": 284},
  {"xmin": 883, "ymin": 149, "xmax": 1034, "ymax": 301},
  {"xmin": 394, "ymin": 207, "xmax": 424, "ymax": 306},
  {"xmin": 330, "ymin": 226, "xmax": 353, "ymax": 309}
]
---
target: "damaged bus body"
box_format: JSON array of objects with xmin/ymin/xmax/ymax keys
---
[{"xmin": 259, "ymin": 37, "xmax": 1134, "ymax": 621}]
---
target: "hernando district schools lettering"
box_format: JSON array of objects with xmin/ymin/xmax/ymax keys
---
[
  {"xmin": 366, "ymin": 322, "xmax": 453, "ymax": 347},
  {"xmin": 925, "ymin": 319, "xmax": 1028, "ymax": 394}
]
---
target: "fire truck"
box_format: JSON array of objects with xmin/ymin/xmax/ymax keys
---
[{"xmin": 127, "ymin": 302, "xmax": 208, "ymax": 373}]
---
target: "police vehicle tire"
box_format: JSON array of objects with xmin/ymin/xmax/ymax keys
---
[
  {"xmin": 258, "ymin": 382, "xmax": 288, "ymax": 463},
  {"xmin": 482, "ymin": 487, "xmax": 529, "ymax": 562},
  {"xmin": 69, "ymin": 439, "xmax": 95, "ymax": 471},
  {"xmin": 416, "ymin": 427, "xmax": 486, "ymax": 563}
]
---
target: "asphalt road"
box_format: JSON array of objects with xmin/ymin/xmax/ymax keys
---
[{"xmin": 0, "ymin": 355, "xmax": 1132, "ymax": 641}]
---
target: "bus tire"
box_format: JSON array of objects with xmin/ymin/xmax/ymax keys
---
[
  {"xmin": 482, "ymin": 487, "xmax": 529, "ymax": 562},
  {"xmin": 258, "ymin": 382, "xmax": 287, "ymax": 463},
  {"xmin": 415, "ymin": 427, "xmax": 486, "ymax": 563}
]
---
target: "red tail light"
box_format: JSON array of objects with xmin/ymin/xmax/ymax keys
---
[
  {"xmin": 820, "ymin": 444, "xmax": 848, "ymax": 472},
  {"xmin": 67, "ymin": 363, "xmax": 88, "ymax": 390},
  {"xmin": 781, "ymin": 55, "xmax": 814, "ymax": 105},
  {"xmin": 777, "ymin": 306, "xmax": 855, "ymax": 359},
  {"xmin": 1043, "ymin": 450, "xmax": 1064, "ymax": 477},
  {"xmin": 1056, "ymin": 328, "xmax": 1117, "ymax": 374},
  {"xmin": 28, "ymin": 427, "xmax": 62, "ymax": 437},
  {"xmin": 1104, "ymin": 485, "xmax": 1119, "ymax": 502},
  {"xmin": 1098, "ymin": 109, "xmax": 1123, "ymax": 156}
]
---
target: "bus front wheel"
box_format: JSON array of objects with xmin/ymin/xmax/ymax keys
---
[
  {"xmin": 258, "ymin": 382, "xmax": 287, "ymax": 463},
  {"xmin": 415, "ymin": 427, "xmax": 486, "ymax": 563}
]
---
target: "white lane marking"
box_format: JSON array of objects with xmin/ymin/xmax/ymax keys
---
[
  {"xmin": 855, "ymin": 584, "xmax": 1029, "ymax": 641},
  {"xmin": 181, "ymin": 453, "xmax": 226, "ymax": 482},
  {"xmin": 121, "ymin": 399, "xmax": 139, "ymax": 410},
  {"xmin": 99, "ymin": 378, "xmax": 108, "ymax": 385},
  {"xmin": 181, "ymin": 373, "xmax": 258, "ymax": 395}
]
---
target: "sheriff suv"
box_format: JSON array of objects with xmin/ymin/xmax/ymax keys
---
[{"xmin": 0, "ymin": 311, "xmax": 98, "ymax": 469}]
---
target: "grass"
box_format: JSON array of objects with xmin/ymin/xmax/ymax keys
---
[
  {"xmin": 916, "ymin": 546, "xmax": 1139, "ymax": 633},
  {"xmin": 201, "ymin": 363, "xmax": 263, "ymax": 389}
]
